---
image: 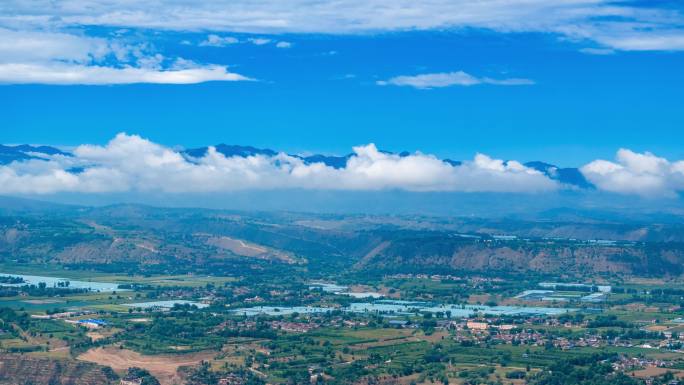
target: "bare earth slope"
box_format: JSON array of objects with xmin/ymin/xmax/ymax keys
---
[{"xmin": 0, "ymin": 354, "xmax": 114, "ymax": 385}]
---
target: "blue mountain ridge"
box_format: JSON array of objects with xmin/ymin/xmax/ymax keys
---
[
  {"xmin": 0, "ymin": 144, "xmax": 70, "ymax": 165},
  {"xmin": 523, "ymin": 161, "xmax": 593, "ymax": 189}
]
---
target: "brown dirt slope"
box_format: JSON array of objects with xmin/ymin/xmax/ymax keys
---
[
  {"xmin": 357, "ymin": 240, "xmax": 684, "ymax": 276},
  {"xmin": 0, "ymin": 354, "xmax": 114, "ymax": 385},
  {"xmin": 78, "ymin": 347, "xmax": 215, "ymax": 385}
]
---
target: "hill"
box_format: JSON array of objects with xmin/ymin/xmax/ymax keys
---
[{"xmin": 0, "ymin": 200, "xmax": 683, "ymax": 278}]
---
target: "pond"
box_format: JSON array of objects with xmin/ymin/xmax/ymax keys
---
[
  {"xmin": 0, "ymin": 273, "xmax": 128, "ymax": 292},
  {"xmin": 348, "ymin": 300, "xmax": 575, "ymax": 317},
  {"xmin": 308, "ymin": 282, "xmax": 383, "ymax": 299},
  {"xmin": 231, "ymin": 305, "xmax": 334, "ymax": 316},
  {"xmin": 231, "ymin": 299, "xmax": 575, "ymax": 318}
]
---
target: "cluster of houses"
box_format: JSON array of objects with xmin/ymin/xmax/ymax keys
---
[
  {"xmin": 385, "ymin": 273, "xmax": 504, "ymax": 284},
  {"xmin": 269, "ymin": 320, "xmax": 319, "ymax": 333},
  {"xmin": 119, "ymin": 379, "xmax": 142, "ymax": 385},
  {"xmin": 376, "ymin": 316, "xmax": 678, "ymax": 352},
  {"xmin": 612, "ymin": 356, "xmax": 673, "ymax": 371},
  {"xmin": 217, "ymin": 374, "xmax": 247, "ymax": 385}
]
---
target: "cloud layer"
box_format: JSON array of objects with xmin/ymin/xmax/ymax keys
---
[
  {"xmin": 3, "ymin": 134, "xmax": 684, "ymax": 198},
  {"xmin": 0, "ymin": 133, "xmax": 558, "ymax": 195}
]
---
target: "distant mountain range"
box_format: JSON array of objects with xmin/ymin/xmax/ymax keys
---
[
  {"xmin": 0, "ymin": 143, "xmax": 593, "ymax": 189},
  {"xmin": 0, "ymin": 144, "xmax": 69, "ymax": 164},
  {"xmin": 0, "ymin": 199, "xmax": 683, "ymax": 278}
]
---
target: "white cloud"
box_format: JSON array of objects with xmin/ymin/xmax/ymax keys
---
[
  {"xmin": 589, "ymin": 31, "xmax": 684, "ymax": 52},
  {"xmin": 0, "ymin": 28, "xmax": 251, "ymax": 85},
  {"xmin": 581, "ymin": 149, "xmax": 684, "ymax": 197},
  {"xmin": 579, "ymin": 47, "xmax": 615, "ymax": 55},
  {"xmin": 377, "ymin": 71, "xmax": 534, "ymax": 89},
  {"xmin": 199, "ymin": 35, "xmax": 292, "ymax": 48},
  {"xmin": 0, "ymin": 28, "xmax": 109, "ymax": 63},
  {"xmin": 609, "ymin": 36, "xmax": 684, "ymax": 51},
  {"xmin": 2, "ymin": 1, "xmax": 683, "ymax": 51},
  {"xmin": 0, "ymin": 133, "xmax": 558, "ymax": 195},
  {"xmin": 199, "ymin": 34, "xmax": 239, "ymax": 47},
  {"xmin": 0, "ymin": 63, "xmax": 249, "ymax": 85},
  {"xmin": 248, "ymin": 37, "xmax": 272, "ymax": 45}
]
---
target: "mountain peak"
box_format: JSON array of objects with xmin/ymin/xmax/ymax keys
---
[{"xmin": 525, "ymin": 161, "xmax": 593, "ymax": 189}]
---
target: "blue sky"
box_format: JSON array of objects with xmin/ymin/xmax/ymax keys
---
[
  {"xmin": 1, "ymin": 1, "xmax": 684, "ymax": 203},
  {"xmin": 2, "ymin": 1, "xmax": 684, "ymax": 166},
  {"xmin": 4, "ymin": 30, "xmax": 684, "ymax": 165}
]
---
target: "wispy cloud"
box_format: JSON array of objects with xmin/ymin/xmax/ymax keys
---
[
  {"xmin": 199, "ymin": 34, "xmax": 239, "ymax": 47},
  {"xmin": 0, "ymin": 63, "xmax": 250, "ymax": 85},
  {"xmin": 248, "ymin": 37, "xmax": 272, "ymax": 45},
  {"xmin": 13, "ymin": 0, "xmax": 682, "ymax": 85},
  {"xmin": 579, "ymin": 47, "xmax": 615, "ymax": 55},
  {"xmin": 589, "ymin": 31, "xmax": 684, "ymax": 52},
  {"xmin": 198, "ymin": 34, "xmax": 291, "ymax": 49},
  {"xmin": 377, "ymin": 71, "xmax": 534, "ymax": 89}
]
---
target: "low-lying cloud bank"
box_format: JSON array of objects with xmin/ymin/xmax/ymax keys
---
[
  {"xmin": 0, "ymin": 133, "xmax": 556, "ymax": 194},
  {"xmin": 581, "ymin": 149, "xmax": 684, "ymax": 198},
  {"xmin": 1, "ymin": 134, "xmax": 683, "ymax": 198}
]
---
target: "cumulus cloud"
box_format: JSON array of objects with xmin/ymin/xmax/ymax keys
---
[
  {"xmin": 581, "ymin": 149, "xmax": 684, "ymax": 197},
  {"xmin": 0, "ymin": 28, "xmax": 250, "ymax": 85},
  {"xmin": 0, "ymin": 133, "xmax": 558, "ymax": 195},
  {"xmin": 377, "ymin": 71, "xmax": 534, "ymax": 89},
  {"xmin": 7, "ymin": 135, "xmax": 684, "ymax": 198},
  {"xmin": 2, "ymin": 1, "xmax": 684, "ymax": 51}
]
